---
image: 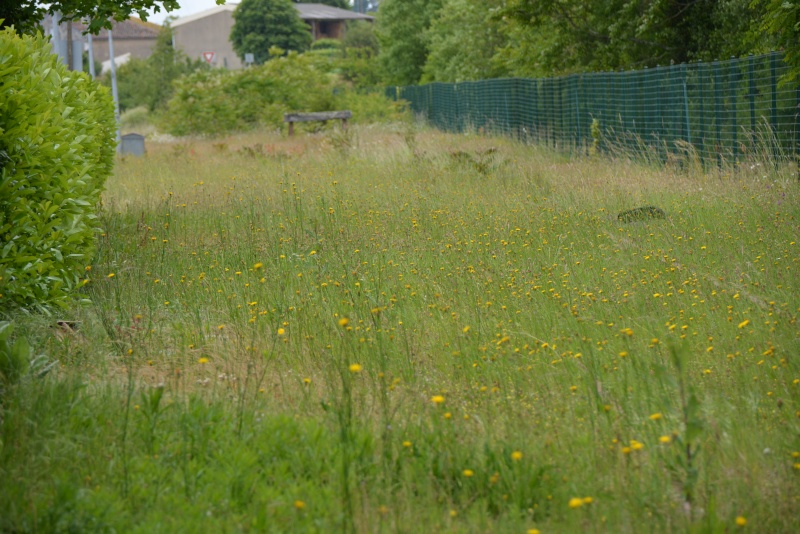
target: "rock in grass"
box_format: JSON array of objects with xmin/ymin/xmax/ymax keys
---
[{"xmin": 617, "ymin": 206, "xmax": 666, "ymax": 223}]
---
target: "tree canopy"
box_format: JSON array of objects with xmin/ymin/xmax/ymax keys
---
[
  {"xmin": 231, "ymin": 0, "xmax": 312, "ymax": 63},
  {"xmin": 376, "ymin": 0, "xmax": 794, "ymax": 84},
  {"xmin": 0, "ymin": 0, "xmax": 218, "ymax": 35},
  {"xmin": 376, "ymin": 0, "xmax": 442, "ymax": 85}
]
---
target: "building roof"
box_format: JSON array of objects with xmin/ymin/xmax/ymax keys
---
[
  {"xmin": 295, "ymin": 4, "xmax": 374, "ymax": 21},
  {"xmin": 95, "ymin": 17, "xmax": 161, "ymax": 39},
  {"xmin": 171, "ymin": 3, "xmax": 373, "ymax": 28},
  {"xmin": 43, "ymin": 15, "xmax": 161, "ymax": 39},
  {"xmin": 170, "ymin": 4, "xmax": 237, "ymax": 28}
]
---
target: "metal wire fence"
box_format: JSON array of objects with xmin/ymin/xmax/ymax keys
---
[{"xmin": 386, "ymin": 53, "xmax": 800, "ymax": 167}]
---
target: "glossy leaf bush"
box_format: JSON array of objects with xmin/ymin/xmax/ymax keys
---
[{"xmin": 0, "ymin": 27, "xmax": 116, "ymax": 308}]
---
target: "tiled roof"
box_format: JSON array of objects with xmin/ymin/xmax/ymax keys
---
[
  {"xmin": 171, "ymin": 3, "xmax": 374, "ymax": 27},
  {"xmin": 295, "ymin": 4, "xmax": 374, "ymax": 21},
  {"xmin": 95, "ymin": 17, "xmax": 161, "ymax": 39},
  {"xmin": 43, "ymin": 15, "xmax": 161, "ymax": 39}
]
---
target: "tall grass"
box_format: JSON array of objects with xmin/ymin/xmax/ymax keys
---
[{"xmin": 1, "ymin": 126, "xmax": 798, "ymax": 532}]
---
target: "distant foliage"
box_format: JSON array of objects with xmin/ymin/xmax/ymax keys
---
[
  {"xmin": 162, "ymin": 50, "xmax": 404, "ymax": 136},
  {"xmin": 231, "ymin": 0, "xmax": 312, "ymax": 63},
  {"xmin": 0, "ymin": 27, "xmax": 116, "ymax": 308},
  {"xmin": 422, "ymin": 0, "xmax": 508, "ymax": 83},
  {"xmin": 163, "ymin": 51, "xmax": 336, "ymax": 135},
  {"xmin": 759, "ymin": 0, "xmax": 800, "ymax": 84},
  {"xmin": 376, "ymin": 0, "xmax": 791, "ymax": 83},
  {"xmin": 110, "ymin": 25, "xmax": 208, "ymax": 112},
  {"xmin": 376, "ymin": 0, "xmax": 443, "ymax": 85}
]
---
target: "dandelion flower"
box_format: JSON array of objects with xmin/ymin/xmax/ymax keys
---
[
  {"xmin": 620, "ymin": 327, "xmax": 634, "ymax": 336},
  {"xmin": 462, "ymin": 469, "xmax": 474, "ymax": 477},
  {"xmin": 294, "ymin": 500, "xmax": 305, "ymax": 510},
  {"xmin": 511, "ymin": 451, "xmax": 523, "ymax": 461},
  {"xmin": 630, "ymin": 439, "xmax": 644, "ymax": 450},
  {"xmin": 349, "ymin": 363, "xmax": 363, "ymax": 373},
  {"xmin": 568, "ymin": 497, "xmax": 584, "ymax": 509},
  {"xmin": 649, "ymin": 413, "xmax": 663, "ymax": 421},
  {"xmin": 583, "ymin": 497, "xmax": 593, "ymax": 505},
  {"xmin": 527, "ymin": 530, "xmax": 541, "ymax": 534},
  {"xmin": 735, "ymin": 516, "xmax": 747, "ymax": 527},
  {"xmin": 462, "ymin": 326, "xmax": 470, "ymax": 334},
  {"xmin": 277, "ymin": 328, "xmax": 285, "ymax": 336},
  {"xmin": 107, "ymin": 273, "xmax": 115, "ymax": 278},
  {"xmin": 253, "ymin": 262, "xmax": 263, "ymax": 270},
  {"xmin": 198, "ymin": 357, "xmax": 209, "ymax": 364},
  {"xmin": 402, "ymin": 440, "xmax": 412, "ymax": 448},
  {"xmin": 338, "ymin": 317, "xmax": 350, "ymax": 327},
  {"xmin": 738, "ymin": 319, "xmax": 750, "ymax": 329},
  {"xmin": 431, "ymin": 395, "xmax": 445, "ymax": 404},
  {"xmin": 659, "ymin": 435, "xmax": 672, "ymax": 444}
]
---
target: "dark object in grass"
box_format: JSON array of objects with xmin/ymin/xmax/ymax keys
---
[{"xmin": 617, "ymin": 206, "xmax": 666, "ymax": 223}]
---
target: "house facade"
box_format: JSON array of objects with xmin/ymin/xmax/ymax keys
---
[{"xmin": 171, "ymin": 3, "xmax": 374, "ymax": 69}]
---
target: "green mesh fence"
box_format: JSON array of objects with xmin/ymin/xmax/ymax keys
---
[{"xmin": 386, "ymin": 53, "xmax": 800, "ymax": 166}]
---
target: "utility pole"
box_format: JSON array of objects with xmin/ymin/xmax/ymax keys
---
[
  {"xmin": 87, "ymin": 30, "xmax": 95, "ymax": 78},
  {"xmin": 108, "ymin": 29, "xmax": 121, "ymax": 148}
]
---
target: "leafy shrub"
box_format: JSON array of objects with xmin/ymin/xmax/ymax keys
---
[
  {"xmin": 107, "ymin": 26, "xmax": 208, "ymax": 113},
  {"xmin": 311, "ymin": 38, "xmax": 342, "ymax": 51},
  {"xmin": 163, "ymin": 51, "xmax": 337, "ymax": 135},
  {"xmin": 120, "ymin": 106, "xmax": 152, "ymax": 129},
  {"xmin": 0, "ymin": 27, "xmax": 116, "ymax": 309},
  {"xmin": 334, "ymin": 89, "xmax": 408, "ymax": 124}
]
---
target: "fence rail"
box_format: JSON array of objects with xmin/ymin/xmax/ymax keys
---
[{"xmin": 387, "ymin": 53, "xmax": 800, "ymax": 166}]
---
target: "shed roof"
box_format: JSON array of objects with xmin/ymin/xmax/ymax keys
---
[
  {"xmin": 294, "ymin": 4, "xmax": 374, "ymax": 21},
  {"xmin": 43, "ymin": 15, "xmax": 161, "ymax": 39},
  {"xmin": 171, "ymin": 3, "xmax": 374, "ymax": 28}
]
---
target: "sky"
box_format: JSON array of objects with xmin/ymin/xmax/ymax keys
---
[{"xmin": 146, "ymin": 0, "xmax": 234, "ymax": 25}]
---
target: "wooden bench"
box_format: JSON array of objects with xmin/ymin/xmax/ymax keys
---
[{"xmin": 284, "ymin": 110, "xmax": 352, "ymax": 136}]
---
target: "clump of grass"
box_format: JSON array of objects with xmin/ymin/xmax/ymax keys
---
[{"xmin": 1, "ymin": 125, "xmax": 798, "ymax": 532}]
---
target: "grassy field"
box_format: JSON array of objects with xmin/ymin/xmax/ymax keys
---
[{"xmin": 2, "ymin": 125, "xmax": 799, "ymax": 532}]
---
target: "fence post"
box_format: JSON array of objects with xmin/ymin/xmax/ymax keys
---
[
  {"xmin": 796, "ymin": 83, "xmax": 800, "ymax": 181},
  {"xmin": 683, "ymin": 74, "xmax": 691, "ymax": 146},
  {"xmin": 731, "ymin": 57, "xmax": 739, "ymax": 166},
  {"xmin": 698, "ymin": 61, "xmax": 706, "ymax": 160},
  {"xmin": 714, "ymin": 60, "xmax": 722, "ymax": 168},
  {"xmin": 770, "ymin": 53, "xmax": 778, "ymax": 161},
  {"xmin": 748, "ymin": 54, "xmax": 757, "ymax": 153},
  {"xmin": 577, "ymin": 74, "xmax": 584, "ymax": 153}
]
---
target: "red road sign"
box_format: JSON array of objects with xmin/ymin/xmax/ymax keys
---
[{"xmin": 202, "ymin": 51, "xmax": 216, "ymax": 64}]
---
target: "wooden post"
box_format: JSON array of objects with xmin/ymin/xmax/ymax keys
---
[{"xmin": 289, "ymin": 122, "xmax": 294, "ymax": 137}]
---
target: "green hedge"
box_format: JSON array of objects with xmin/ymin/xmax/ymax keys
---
[
  {"xmin": 0, "ymin": 27, "xmax": 116, "ymax": 309},
  {"xmin": 162, "ymin": 51, "xmax": 406, "ymax": 136}
]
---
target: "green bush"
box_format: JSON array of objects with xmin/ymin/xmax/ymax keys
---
[
  {"xmin": 0, "ymin": 27, "xmax": 116, "ymax": 309},
  {"xmin": 163, "ymin": 51, "xmax": 337, "ymax": 136}
]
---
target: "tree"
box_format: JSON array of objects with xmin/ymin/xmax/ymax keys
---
[
  {"xmin": 231, "ymin": 0, "xmax": 312, "ymax": 63},
  {"xmin": 376, "ymin": 0, "xmax": 443, "ymax": 85},
  {"xmin": 758, "ymin": 0, "xmax": 800, "ymax": 84},
  {"xmin": 0, "ymin": 0, "xmax": 214, "ymax": 35},
  {"xmin": 499, "ymin": 0, "xmax": 765, "ymax": 74},
  {"xmin": 422, "ymin": 0, "xmax": 508, "ymax": 83},
  {"xmin": 110, "ymin": 24, "xmax": 207, "ymax": 112}
]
